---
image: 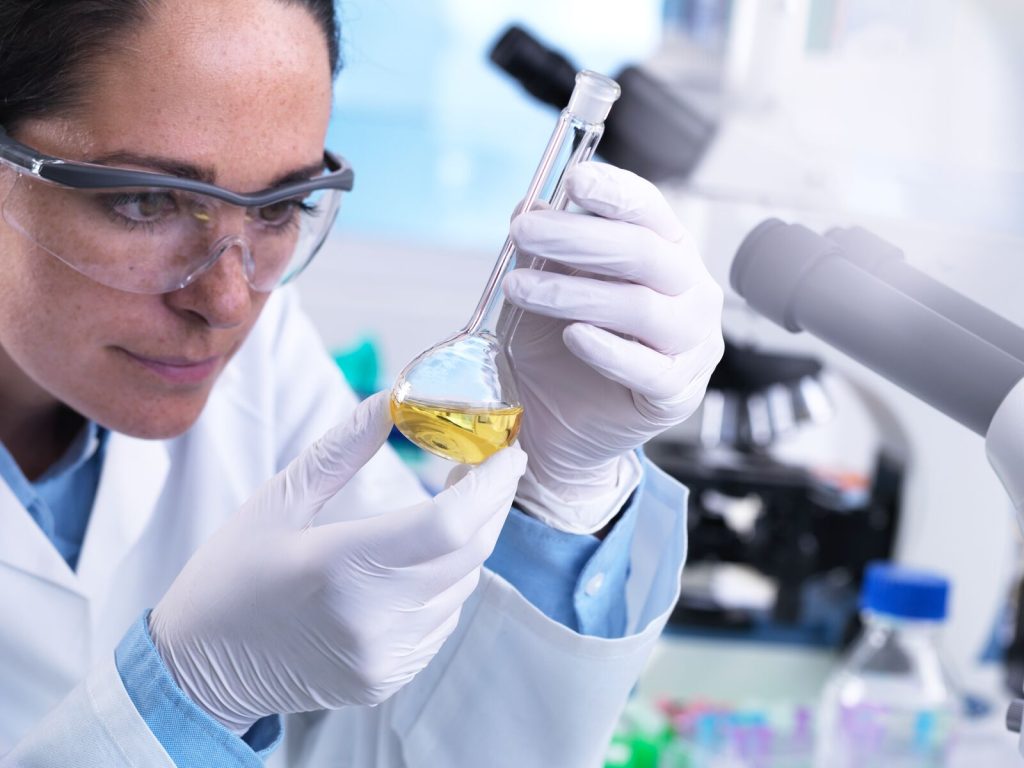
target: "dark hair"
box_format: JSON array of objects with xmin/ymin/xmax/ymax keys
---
[{"xmin": 0, "ymin": 0, "xmax": 342, "ymax": 131}]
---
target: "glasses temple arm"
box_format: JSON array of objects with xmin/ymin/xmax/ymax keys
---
[{"xmin": 0, "ymin": 127, "xmax": 41, "ymax": 171}]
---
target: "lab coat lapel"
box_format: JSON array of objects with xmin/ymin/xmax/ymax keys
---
[
  {"xmin": 0, "ymin": 477, "xmax": 80, "ymax": 594},
  {"xmin": 75, "ymin": 432, "xmax": 170, "ymax": 603}
]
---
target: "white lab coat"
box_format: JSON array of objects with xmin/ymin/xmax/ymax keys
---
[{"xmin": 0, "ymin": 288, "xmax": 687, "ymax": 767}]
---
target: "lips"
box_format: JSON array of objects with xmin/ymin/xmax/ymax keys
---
[{"xmin": 119, "ymin": 348, "xmax": 223, "ymax": 386}]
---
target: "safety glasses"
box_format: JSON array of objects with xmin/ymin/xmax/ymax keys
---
[{"xmin": 0, "ymin": 126, "xmax": 353, "ymax": 294}]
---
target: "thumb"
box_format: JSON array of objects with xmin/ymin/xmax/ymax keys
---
[
  {"xmin": 509, "ymin": 197, "xmax": 551, "ymax": 224},
  {"xmin": 279, "ymin": 391, "xmax": 394, "ymax": 528},
  {"xmin": 445, "ymin": 463, "xmax": 471, "ymax": 489},
  {"xmin": 370, "ymin": 445, "xmax": 528, "ymax": 568}
]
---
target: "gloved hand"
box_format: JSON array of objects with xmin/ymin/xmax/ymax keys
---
[
  {"xmin": 149, "ymin": 392, "xmax": 527, "ymax": 735},
  {"xmin": 504, "ymin": 162, "xmax": 723, "ymax": 534}
]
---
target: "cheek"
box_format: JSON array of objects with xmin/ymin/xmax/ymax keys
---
[
  {"xmin": 0, "ymin": 230, "xmax": 129, "ymax": 395},
  {"xmin": 0, "ymin": 230, "xmax": 88, "ymax": 359},
  {"xmin": 0, "ymin": 231, "xmax": 221, "ymax": 438}
]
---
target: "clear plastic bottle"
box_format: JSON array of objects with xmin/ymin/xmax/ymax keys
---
[{"xmin": 814, "ymin": 563, "xmax": 958, "ymax": 767}]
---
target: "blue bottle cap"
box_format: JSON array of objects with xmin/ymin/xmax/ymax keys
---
[{"xmin": 861, "ymin": 562, "xmax": 949, "ymax": 621}]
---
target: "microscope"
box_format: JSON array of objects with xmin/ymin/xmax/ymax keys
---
[{"xmin": 729, "ymin": 218, "xmax": 1024, "ymax": 751}]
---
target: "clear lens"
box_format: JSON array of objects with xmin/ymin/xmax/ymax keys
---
[{"xmin": 1, "ymin": 175, "xmax": 342, "ymax": 294}]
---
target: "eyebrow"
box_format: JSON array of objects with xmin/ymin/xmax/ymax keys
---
[{"xmin": 87, "ymin": 151, "xmax": 327, "ymax": 189}]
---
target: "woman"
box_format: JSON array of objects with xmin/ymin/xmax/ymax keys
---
[{"xmin": 0, "ymin": 0, "xmax": 724, "ymax": 765}]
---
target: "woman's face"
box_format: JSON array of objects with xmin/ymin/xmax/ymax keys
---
[{"xmin": 0, "ymin": 0, "xmax": 333, "ymax": 439}]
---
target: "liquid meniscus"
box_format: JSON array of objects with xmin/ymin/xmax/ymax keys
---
[{"xmin": 391, "ymin": 396, "xmax": 523, "ymax": 464}]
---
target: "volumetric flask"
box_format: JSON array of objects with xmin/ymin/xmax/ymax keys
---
[{"xmin": 391, "ymin": 70, "xmax": 620, "ymax": 464}]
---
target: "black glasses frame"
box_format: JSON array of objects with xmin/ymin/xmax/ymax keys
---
[{"xmin": 0, "ymin": 125, "xmax": 354, "ymax": 207}]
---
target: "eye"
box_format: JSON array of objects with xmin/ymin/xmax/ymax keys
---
[
  {"xmin": 110, "ymin": 191, "xmax": 178, "ymax": 223},
  {"xmin": 257, "ymin": 200, "xmax": 296, "ymax": 226},
  {"xmin": 251, "ymin": 198, "xmax": 315, "ymax": 228}
]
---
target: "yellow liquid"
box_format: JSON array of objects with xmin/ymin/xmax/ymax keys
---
[{"xmin": 391, "ymin": 396, "xmax": 523, "ymax": 464}]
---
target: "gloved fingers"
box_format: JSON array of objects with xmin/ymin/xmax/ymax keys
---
[
  {"xmin": 401, "ymin": 567, "xmax": 482, "ymax": 619},
  {"xmin": 290, "ymin": 391, "xmax": 393, "ymax": 525},
  {"xmin": 504, "ymin": 269, "xmax": 723, "ymax": 356},
  {"xmin": 632, "ymin": 335, "xmax": 723, "ymax": 424},
  {"xmin": 331, "ymin": 579, "xmax": 472, "ymax": 708},
  {"xmin": 386, "ymin": 607, "xmax": 464, "ymax": 684},
  {"xmin": 510, "ymin": 209, "xmax": 703, "ymax": 297},
  {"xmin": 444, "ymin": 463, "xmax": 471, "ymax": 489},
  {"xmin": 416, "ymin": 607, "xmax": 464, "ymax": 654},
  {"xmin": 279, "ymin": 391, "xmax": 393, "ymax": 528},
  {"xmin": 377, "ymin": 445, "xmax": 527, "ymax": 567},
  {"xmin": 564, "ymin": 162, "xmax": 687, "ymax": 242},
  {"xmin": 562, "ymin": 322, "xmax": 724, "ymax": 408},
  {"xmin": 509, "ymin": 197, "xmax": 551, "ymax": 224},
  {"xmin": 399, "ymin": 488, "xmax": 511, "ymax": 595}
]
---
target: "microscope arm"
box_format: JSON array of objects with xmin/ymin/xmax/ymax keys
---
[
  {"xmin": 729, "ymin": 220, "xmax": 1024, "ymax": 436},
  {"xmin": 729, "ymin": 219, "xmax": 1024, "ymax": 745},
  {"xmin": 988, "ymin": 380, "xmax": 1024, "ymax": 524},
  {"xmin": 821, "ymin": 226, "xmax": 1024, "ymax": 364}
]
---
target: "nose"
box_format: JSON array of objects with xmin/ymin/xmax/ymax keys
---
[{"xmin": 163, "ymin": 239, "xmax": 256, "ymax": 329}]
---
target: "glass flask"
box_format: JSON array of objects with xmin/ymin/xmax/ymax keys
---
[{"xmin": 391, "ymin": 70, "xmax": 620, "ymax": 464}]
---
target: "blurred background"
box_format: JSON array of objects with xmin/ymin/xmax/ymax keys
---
[{"xmin": 296, "ymin": 0, "xmax": 1024, "ymax": 764}]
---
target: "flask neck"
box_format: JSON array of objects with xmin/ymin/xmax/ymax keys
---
[
  {"xmin": 464, "ymin": 111, "xmax": 604, "ymax": 341},
  {"xmin": 466, "ymin": 236, "xmax": 518, "ymax": 339}
]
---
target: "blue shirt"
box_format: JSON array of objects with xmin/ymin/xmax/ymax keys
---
[
  {"xmin": 0, "ymin": 421, "xmax": 107, "ymax": 571},
  {"xmin": 0, "ymin": 427, "xmax": 647, "ymax": 765}
]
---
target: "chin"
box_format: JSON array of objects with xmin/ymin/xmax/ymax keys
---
[{"xmin": 93, "ymin": 392, "xmax": 212, "ymax": 441}]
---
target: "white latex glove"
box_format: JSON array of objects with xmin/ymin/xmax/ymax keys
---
[
  {"xmin": 504, "ymin": 162, "xmax": 724, "ymax": 534},
  {"xmin": 149, "ymin": 392, "xmax": 527, "ymax": 735}
]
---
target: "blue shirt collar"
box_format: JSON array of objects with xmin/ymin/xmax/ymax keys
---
[{"xmin": 0, "ymin": 419, "xmax": 108, "ymax": 503}]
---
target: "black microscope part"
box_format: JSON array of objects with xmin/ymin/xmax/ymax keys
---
[
  {"xmin": 489, "ymin": 24, "xmax": 717, "ymax": 182},
  {"xmin": 489, "ymin": 25, "xmax": 577, "ymax": 110},
  {"xmin": 710, "ymin": 342, "xmax": 824, "ymax": 394}
]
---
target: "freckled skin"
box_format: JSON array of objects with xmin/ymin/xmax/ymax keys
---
[{"xmin": 0, "ymin": 0, "xmax": 334, "ymax": 468}]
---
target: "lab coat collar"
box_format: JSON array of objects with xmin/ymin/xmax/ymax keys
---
[
  {"xmin": 0, "ymin": 476, "xmax": 79, "ymax": 593},
  {"xmin": 76, "ymin": 433, "xmax": 170, "ymax": 603},
  {"xmin": 0, "ymin": 432, "xmax": 170, "ymax": 602}
]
